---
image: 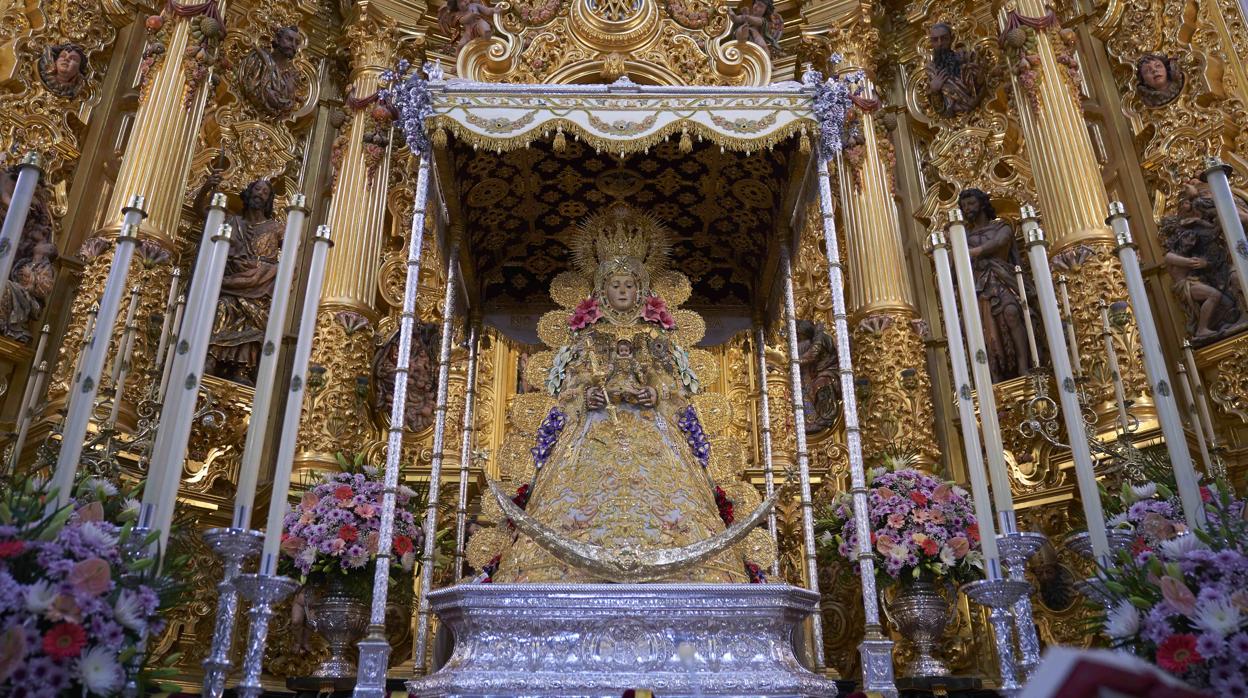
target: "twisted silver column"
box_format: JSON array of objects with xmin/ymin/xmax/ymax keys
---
[
  {"xmin": 355, "ymin": 156, "xmax": 434, "ymax": 696},
  {"xmin": 753, "ymin": 321, "xmax": 780, "ymax": 578},
  {"xmin": 413, "ymin": 236, "xmax": 462, "ymax": 673},
  {"xmin": 778, "ymin": 244, "xmax": 825, "ymax": 671},
  {"xmin": 815, "ymin": 157, "xmax": 895, "ymax": 694},
  {"xmin": 453, "ymin": 321, "xmax": 482, "ymax": 578}
]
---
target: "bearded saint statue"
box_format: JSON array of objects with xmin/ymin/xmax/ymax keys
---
[{"xmin": 490, "ymin": 205, "xmax": 772, "ymax": 584}]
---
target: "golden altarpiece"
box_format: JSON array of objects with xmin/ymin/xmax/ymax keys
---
[{"xmin": 0, "ymin": 0, "xmax": 1246, "ymax": 690}]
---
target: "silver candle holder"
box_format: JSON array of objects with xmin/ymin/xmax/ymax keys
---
[
  {"xmin": 995, "ymin": 530, "xmax": 1047, "ymax": 680},
  {"xmin": 962, "ymin": 577, "xmax": 1032, "ymax": 697},
  {"xmin": 233, "ymin": 571, "xmax": 299, "ymax": 698},
  {"xmin": 200, "ymin": 527, "xmax": 264, "ymax": 698}
]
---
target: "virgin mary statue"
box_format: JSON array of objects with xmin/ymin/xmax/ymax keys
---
[{"xmin": 487, "ymin": 205, "xmax": 775, "ymax": 584}]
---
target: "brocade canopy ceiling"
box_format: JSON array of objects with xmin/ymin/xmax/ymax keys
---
[{"xmin": 451, "ymin": 134, "xmax": 797, "ymax": 309}]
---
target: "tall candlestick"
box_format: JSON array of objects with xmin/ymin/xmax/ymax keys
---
[
  {"xmin": 1014, "ymin": 265, "xmax": 1041, "ymax": 369},
  {"xmin": 0, "ymin": 153, "xmax": 43, "ymax": 293},
  {"xmin": 1021, "ymin": 210, "xmax": 1110, "ymax": 561},
  {"xmin": 6, "ymin": 324, "xmax": 49, "ymax": 474},
  {"xmin": 1200, "ymin": 158, "xmax": 1248, "ymax": 304},
  {"xmin": 929, "ymin": 231, "xmax": 1001, "ymax": 570},
  {"xmin": 1181, "ymin": 340, "xmax": 1218, "ymax": 448},
  {"xmin": 753, "ymin": 321, "xmax": 780, "ymax": 578},
  {"xmin": 232, "ymin": 194, "xmax": 309, "ymax": 530},
  {"xmin": 1056, "ymin": 275, "xmax": 1083, "ymax": 376},
  {"xmin": 105, "ymin": 286, "xmax": 143, "ymax": 428},
  {"xmin": 157, "ymin": 294, "xmax": 187, "ymax": 402},
  {"xmin": 947, "ymin": 210, "xmax": 1017, "ymax": 524},
  {"xmin": 453, "ymin": 323, "xmax": 482, "ymax": 578},
  {"xmin": 1175, "ymin": 364, "xmax": 1215, "ymax": 477},
  {"xmin": 147, "ymin": 224, "xmax": 235, "ymax": 553},
  {"xmin": 49, "ymin": 196, "xmax": 147, "ymax": 510},
  {"xmin": 154, "ymin": 269, "xmax": 182, "ymax": 381},
  {"xmin": 1098, "ymin": 301, "xmax": 1130, "ymax": 433},
  {"xmin": 71, "ymin": 304, "xmax": 100, "ymax": 391},
  {"xmin": 1107, "ymin": 203, "xmax": 1204, "ymax": 529},
  {"xmin": 9, "ymin": 359, "xmax": 48, "ymax": 472},
  {"xmin": 142, "ymin": 195, "xmax": 228, "ymax": 527},
  {"xmin": 258, "ymin": 225, "xmax": 333, "ymax": 574}
]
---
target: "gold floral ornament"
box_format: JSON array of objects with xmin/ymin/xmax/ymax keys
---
[
  {"xmin": 736, "ymin": 527, "xmax": 777, "ymax": 571},
  {"xmin": 508, "ymin": 392, "xmax": 559, "ymax": 434},
  {"xmin": 466, "ymin": 526, "xmax": 513, "ymax": 571},
  {"xmin": 522, "ymin": 351, "xmax": 556, "ymax": 396},
  {"xmin": 479, "ymin": 490, "xmax": 505, "ymax": 525},
  {"xmin": 498, "ymin": 430, "xmax": 538, "ymax": 483},
  {"xmin": 688, "ymin": 348, "xmax": 718, "ymax": 386},
  {"xmin": 721, "ymin": 479, "xmax": 762, "ymax": 517},
  {"xmin": 538, "ymin": 310, "xmax": 573, "ymax": 348},
  {"xmin": 691, "ymin": 392, "xmax": 732, "ymax": 432},
  {"xmin": 708, "ymin": 437, "xmax": 747, "ymax": 480}
]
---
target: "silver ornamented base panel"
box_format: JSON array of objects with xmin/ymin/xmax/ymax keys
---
[{"xmin": 407, "ymin": 583, "xmax": 838, "ymax": 698}]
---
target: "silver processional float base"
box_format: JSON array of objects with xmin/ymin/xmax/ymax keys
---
[{"xmin": 406, "ymin": 583, "xmax": 839, "ymax": 698}]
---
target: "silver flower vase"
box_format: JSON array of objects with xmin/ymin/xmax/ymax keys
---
[
  {"xmin": 305, "ymin": 574, "xmax": 370, "ymax": 679},
  {"xmin": 885, "ymin": 578, "xmax": 954, "ymax": 678}
]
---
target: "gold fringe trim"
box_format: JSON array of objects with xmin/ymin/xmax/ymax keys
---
[{"xmin": 427, "ymin": 114, "xmax": 816, "ymax": 155}]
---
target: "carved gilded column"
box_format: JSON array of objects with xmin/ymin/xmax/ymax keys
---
[
  {"xmin": 997, "ymin": 1, "xmax": 1147, "ymax": 410},
  {"xmin": 834, "ymin": 76, "xmax": 940, "ymax": 468},
  {"xmin": 50, "ymin": 2, "xmax": 224, "ymax": 415},
  {"xmin": 294, "ymin": 10, "xmax": 399, "ymax": 471}
]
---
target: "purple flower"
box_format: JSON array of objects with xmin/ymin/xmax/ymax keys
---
[
  {"xmin": 1196, "ymin": 632, "xmax": 1225, "ymax": 658},
  {"xmin": 1229, "ymin": 632, "xmax": 1248, "ymax": 656}
]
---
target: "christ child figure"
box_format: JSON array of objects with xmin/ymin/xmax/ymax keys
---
[{"xmin": 605, "ymin": 338, "xmax": 649, "ymax": 406}]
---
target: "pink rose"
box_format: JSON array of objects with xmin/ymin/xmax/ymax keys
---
[
  {"xmin": 875, "ymin": 487, "xmax": 897, "ymax": 500},
  {"xmin": 67, "ymin": 557, "xmax": 111, "ymax": 596},
  {"xmin": 642, "ymin": 296, "xmax": 676, "ymax": 329},
  {"xmin": 875, "ymin": 535, "xmax": 896, "ymax": 555},
  {"xmin": 329, "ymin": 538, "xmax": 347, "ymax": 553},
  {"xmin": 568, "ymin": 298, "xmax": 603, "ymax": 330},
  {"xmin": 947, "ymin": 536, "xmax": 970, "ymax": 559},
  {"xmin": 301, "ymin": 492, "xmax": 318, "ymax": 509},
  {"xmin": 281, "ymin": 535, "xmax": 306, "ymax": 556},
  {"xmin": 75, "ymin": 501, "xmax": 104, "ymax": 523},
  {"xmin": 931, "ymin": 483, "xmax": 954, "ymax": 504},
  {"xmin": 1160, "ymin": 575, "xmax": 1197, "ymax": 615}
]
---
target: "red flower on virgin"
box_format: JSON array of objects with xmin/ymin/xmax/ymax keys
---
[
  {"xmin": 334, "ymin": 485, "xmax": 354, "ymax": 501},
  {"xmin": 642, "ymin": 295, "xmax": 676, "ymax": 329},
  {"xmin": 1156, "ymin": 634, "xmax": 1202, "ymax": 672},
  {"xmin": 0, "ymin": 541, "xmax": 25, "ymax": 558},
  {"xmin": 338, "ymin": 524, "xmax": 359, "ymax": 542},
  {"xmin": 568, "ymin": 298, "xmax": 604, "ymax": 330},
  {"xmin": 42, "ymin": 623, "xmax": 86, "ymax": 660},
  {"xmin": 393, "ymin": 534, "xmax": 413, "ymax": 555}
]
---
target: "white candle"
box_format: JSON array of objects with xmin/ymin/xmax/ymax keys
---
[
  {"xmin": 259, "ymin": 225, "xmax": 333, "ymax": 575},
  {"xmin": 49, "ymin": 196, "xmax": 147, "ymax": 510},
  {"xmin": 146, "ymin": 224, "xmax": 234, "ymax": 553},
  {"xmin": 1175, "ymin": 364, "xmax": 1214, "ymax": 476},
  {"xmin": 157, "ymin": 294, "xmax": 186, "ymax": 401},
  {"xmin": 1201, "ymin": 158, "xmax": 1248, "ymax": 305},
  {"xmin": 1014, "ymin": 265, "xmax": 1041, "ymax": 369},
  {"xmin": 947, "ymin": 210, "xmax": 1017, "ymax": 525},
  {"xmin": 105, "ymin": 286, "xmax": 143, "ymax": 429},
  {"xmin": 1098, "ymin": 301, "xmax": 1130, "ymax": 433},
  {"xmin": 1021, "ymin": 209, "xmax": 1110, "ymax": 561},
  {"xmin": 141, "ymin": 195, "xmax": 228, "ymax": 524},
  {"xmin": 930, "ymin": 230, "xmax": 1001, "ymax": 571},
  {"xmin": 71, "ymin": 304, "xmax": 99, "ymax": 391},
  {"xmin": 233, "ymin": 194, "xmax": 309, "ymax": 530},
  {"xmin": 154, "ymin": 268, "xmax": 182, "ymax": 381},
  {"xmin": 1181, "ymin": 340, "xmax": 1218, "ymax": 448},
  {"xmin": 7, "ymin": 323, "xmax": 49, "ymax": 474},
  {"xmin": 1056, "ymin": 275, "xmax": 1083, "ymax": 376},
  {"xmin": 0, "ymin": 153, "xmax": 43, "ymax": 291},
  {"xmin": 1108, "ymin": 203, "xmax": 1204, "ymax": 530}
]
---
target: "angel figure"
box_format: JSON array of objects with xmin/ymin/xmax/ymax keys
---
[
  {"xmin": 439, "ymin": 0, "xmax": 502, "ymax": 50},
  {"xmin": 727, "ymin": 0, "xmax": 782, "ymax": 53}
]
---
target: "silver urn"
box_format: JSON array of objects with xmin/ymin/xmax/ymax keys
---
[
  {"xmin": 884, "ymin": 578, "xmax": 954, "ymax": 678},
  {"xmin": 305, "ymin": 574, "xmax": 370, "ymax": 679}
]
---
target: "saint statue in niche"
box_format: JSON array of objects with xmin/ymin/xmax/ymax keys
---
[
  {"xmin": 796, "ymin": 319, "xmax": 839, "ymax": 433},
  {"xmin": 38, "ymin": 43, "xmax": 89, "ymax": 99},
  {"xmin": 924, "ymin": 23, "xmax": 990, "ymax": 117},
  {"xmin": 372, "ymin": 322, "xmax": 440, "ymax": 432},
  {"xmin": 958, "ymin": 188, "xmax": 1041, "ymax": 382},
  {"xmin": 1158, "ymin": 178, "xmax": 1247, "ymax": 343},
  {"xmin": 198, "ymin": 177, "xmax": 286, "ymax": 384},
  {"xmin": 0, "ymin": 168, "xmax": 55, "ymax": 343},
  {"xmin": 236, "ymin": 26, "xmax": 303, "ymax": 118},
  {"xmin": 1134, "ymin": 53, "xmax": 1184, "ymax": 108}
]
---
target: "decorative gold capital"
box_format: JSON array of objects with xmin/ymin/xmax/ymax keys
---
[{"xmin": 345, "ymin": 12, "xmax": 400, "ymax": 77}]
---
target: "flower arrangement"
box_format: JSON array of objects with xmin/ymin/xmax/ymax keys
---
[
  {"xmin": 1096, "ymin": 488, "xmax": 1248, "ymax": 691},
  {"xmin": 0, "ymin": 477, "xmax": 180, "ymax": 696},
  {"xmin": 641, "ymin": 296, "xmax": 675, "ymax": 330},
  {"xmin": 816, "ymin": 466, "xmax": 983, "ymax": 585},
  {"xmin": 280, "ymin": 456, "xmax": 423, "ymax": 590}
]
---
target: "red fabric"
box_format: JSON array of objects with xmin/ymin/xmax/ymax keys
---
[
  {"xmin": 345, "ymin": 85, "xmax": 382, "ymax": 111},
  {"xmin": 849, "ymin": 93, "xmax": 882, "ymax": 114},
  {"xmin": 166, "ymin": 0, "xmax": 223, "ymax": 23},
  {"xmin": 997, "ymin": 7, "xmax": 1059, "ymax": 45},
  {"xmin": 1053, "ymin": 659, "xmax": 1207, "ymax": 698}
]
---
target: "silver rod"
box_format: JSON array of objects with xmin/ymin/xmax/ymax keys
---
[
  {"xmin": 6, "ymin": 323, "xmax": 49, "ymax": 474},
  {"xmin": 753, "ymin": 322, "xmax": 780, "ymax": 578},
  {"xmin": 1175, "ymin": 364, "xmax": 1214, "ymax": 477},
  {"xmin": 454, "ymin": 322, "xmax": 482, "ymax": 578},
  {"xmin": 105, "ymin": 286, "xmax": 143, "ymax": 430},
  {"xmin": 1181, "ymin": 340, "xmax": 1218, "ymax": 448},
  {"xmin": 356, "ymin": 157, "xmax": 434, "ymax": 696},
  {"xmin": 779, "ymin": 243, "xmax": 825, "ymax": 670},
  {"xmin": 413, "ymin": 237, "xmax": 461, "ymax": 673}
]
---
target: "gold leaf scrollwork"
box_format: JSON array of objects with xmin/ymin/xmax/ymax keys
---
[
  {"xmin": 672, "ymin": 309, "xmax": 705, "ymax": 346},
  {"xmin": 537, "ymin": 309, "xmax": 573, "ymax": 348}
]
